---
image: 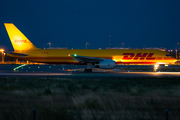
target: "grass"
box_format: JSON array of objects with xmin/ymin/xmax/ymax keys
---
[{"xmin": 0, "ymin": 77, "xmax": 180, "ymax": 120}]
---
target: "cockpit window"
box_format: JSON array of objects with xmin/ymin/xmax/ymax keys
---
[{"xmin": 166, "ymin": 54, "xmax": 171, "ymax": 57}]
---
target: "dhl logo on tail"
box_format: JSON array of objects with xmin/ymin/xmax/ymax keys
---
[
  {"xmin": 14, "ymin": 39, "xmax": 30, "ymax": 43},
  {"xmin": 4, "ymin": 23, "xmax": 38, "ymax": 51}
]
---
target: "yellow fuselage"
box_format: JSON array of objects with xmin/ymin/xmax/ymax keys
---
[{"xmin": 9, "ymin": 49, "xmax": 176, "ymax": 65}]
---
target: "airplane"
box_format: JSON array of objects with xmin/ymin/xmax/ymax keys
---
[{"xmin": 4, "ymin": 23, "xmax": 177, "ymax": 72}]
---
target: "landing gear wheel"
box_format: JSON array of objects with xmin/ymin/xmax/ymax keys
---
[
  {"xmin": 88, "ymin": 69, "xmax": 92, "ymax": 73},
  {"xmin": 84, "ymin": 69, "xmax": 92, "ymax": 73},
  {"xmin": 84, "ymin": 69, "xmax": 88, "ymax": 73}
]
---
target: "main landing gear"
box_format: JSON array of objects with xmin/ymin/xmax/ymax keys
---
[
  {"xmin": 84, "ymin": 68, "xmax": 92, "ymax": 73},
  {"xmin": 84, "ymin": 63, "xmax": 93, "ymax": 73}
]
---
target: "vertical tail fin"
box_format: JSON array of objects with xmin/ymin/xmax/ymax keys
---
[{"xmin": 4, "ymin": 23, "xmax": 38, "ymax": 51}]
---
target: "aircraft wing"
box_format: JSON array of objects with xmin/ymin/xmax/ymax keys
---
[{"xmin": 72, "ymin": 55, "xmax": 103, "ymax": 63}]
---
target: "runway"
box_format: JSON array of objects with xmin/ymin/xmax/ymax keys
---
[
  {"xmin": 0, "ymin": 64, "xmax": 180, "ymax": 78},
  {"xmin": 0, "ymin": 72, "xmax": 180, "ymax": 77}
]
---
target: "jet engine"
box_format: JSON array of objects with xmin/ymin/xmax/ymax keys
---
[{"xmin": 95, "ymin": 59, "xmax": 115, "ymax": 69}]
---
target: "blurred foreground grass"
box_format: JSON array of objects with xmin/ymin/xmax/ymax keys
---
[{"xmin": 0, "ymin": 76, "xmax": 180, "ymax": 120}]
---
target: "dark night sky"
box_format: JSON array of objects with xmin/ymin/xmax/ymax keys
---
[{"xmin": 0, "ymin": 0, "xmax": 180, "ymax": 50}]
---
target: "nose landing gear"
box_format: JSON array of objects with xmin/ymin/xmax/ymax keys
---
[{"xmin": 154, "ymin": 64, "xmax": 159, "ymax": 72}]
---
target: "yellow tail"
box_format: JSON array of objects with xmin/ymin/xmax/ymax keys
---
[{"xmin": 4, "ymin": 23, "xmax": 38, "ymax": 51}]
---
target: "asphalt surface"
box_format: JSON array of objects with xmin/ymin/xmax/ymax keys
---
[
  {"xmin": 0, "ymin": 64, "xmax": 180, "ymax": 77},
  {"xmin": 0, "ymin": 71, "xmax": 180, "ymax": 78}
]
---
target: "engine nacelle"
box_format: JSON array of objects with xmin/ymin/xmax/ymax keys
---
[{"xmin": 95, "ymin": 59, "xmax": 115, "ymax": 69}]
